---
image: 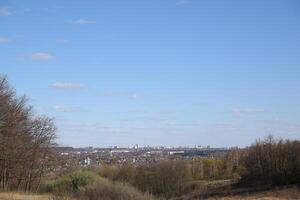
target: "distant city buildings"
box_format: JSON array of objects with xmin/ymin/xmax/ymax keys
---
[
  {"xmin": 168, "ymin": 151, "xmax": 185, "ymax": 156},
  {"xmin": 55, "ymin": 144, "xmax": 229, "ymax": 169}
]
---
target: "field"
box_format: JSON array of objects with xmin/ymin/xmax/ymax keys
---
[{"xmin": 0, "ymin": 193, "xmax": 49, "ymax": 200}]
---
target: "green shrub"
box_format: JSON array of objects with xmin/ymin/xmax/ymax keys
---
[
  {"xmin": 45, "ymin": 169, "xmax": 154, "ymax": 200},
  {"xmin": 45, "ymin": 169, "xmax": 107, "ymax": 195}
]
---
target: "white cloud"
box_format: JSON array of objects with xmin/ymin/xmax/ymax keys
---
[
  {"xmin": 0, "ymin": 7, "xmax": 11, "ymax": 16},
  {"xmin": 232, "ymin": 108, "xmax": 266, "ymax": 115},
  {"xmin": 31, "ymin": 52, "xmax": 54, "ymax": 60},
  {"xmin": 50, "ymin": 82, "xmax": 85, "ymax": 90},
  {"xmin": 54, "ymin": 105, "xmax": 81, "ymax": 113},
  {"xmin": 70, "ymin": 19, "xmax": 96, "ymax": 25},
  {"xmin": 0, "ymin": 36, "xmax": 10, "ymax": 43}
]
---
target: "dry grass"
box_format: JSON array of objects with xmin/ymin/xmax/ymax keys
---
[
  {"xmin": 0, "ymin": 192, "xmax": 49, "ymax": 200},
  {"xmin": 1, "ymin": 187, "xmax": 299, "ymax": 200},
  {"xmin": 177, "ymin": 186, "xmax": 300, "ymax": 200},
  {"xmin": 205, "ymin": 187, "xmax": 300, "ymax": 199}
]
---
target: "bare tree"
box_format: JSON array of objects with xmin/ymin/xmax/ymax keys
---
[
  {"xmin": 241, "ymin": 135, "xmax": 300, "ymax": 185},
  {"xmin": 0, "ymin": 75, "xmax": 57, "ymax": 191}
]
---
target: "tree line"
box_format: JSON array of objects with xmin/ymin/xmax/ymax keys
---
[
  {"xmin": 0, "ymin": 75, "xmax": 57, "ymax": 192},
  {"xmin": 241, "ymin": 135, "xmax": 300, "ymax": 185}
]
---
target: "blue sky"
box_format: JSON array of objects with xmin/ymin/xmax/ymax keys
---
[{"xmin": 1, "ymin": 0, "xmax": 300, "ymax": 147}]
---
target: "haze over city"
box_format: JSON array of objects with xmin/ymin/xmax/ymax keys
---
[{"xmin": 1, "ymin": 0, "xmax": 300, "ymax": 147}]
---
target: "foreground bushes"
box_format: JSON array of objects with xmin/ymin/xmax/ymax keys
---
[
  {"xmin": 45, "ymin": 170, "xmax": 106, "ymax": 195},
  {"xmin": 45, "ymin": 170, "xmax": 154, "ymax": 200},
  {"xmin": 134, "ymin": 161, "xmax": 192, "ymax": 198},
  {"xmin": 99, "ymin": 161, "xmax": 192, "ymax": 198}
]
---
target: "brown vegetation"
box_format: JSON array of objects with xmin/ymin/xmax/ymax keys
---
[
  {"xmin": 96, "ymin": 138, "xmax": 300, "ymax": 199},
  {"xmin": 44, "ymin": 170, "xmax": 154, "ymax": 200},
  {"xmin": 98, "ymin": 159, "xmax": 232, "ymax": 198},
  {"xmin": 0, "ymin": 76, "xmax": 57, "ymax": 192},
  {"xmin": 241, "ymin": 135, "xmax": 300, "ymax": 185}
]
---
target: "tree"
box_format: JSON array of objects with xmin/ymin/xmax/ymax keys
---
[
  {"xmin": 241, "ymin": 135, "xmax": 300, "ymax": 185},
  {"xmin": 0, "ymin": 75, "xmax": 57, "ymax": 191}
]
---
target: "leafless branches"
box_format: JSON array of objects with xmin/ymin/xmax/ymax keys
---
[{"xmin": 0, "ymin": 75, "xmax": 57, "ymax": 192}]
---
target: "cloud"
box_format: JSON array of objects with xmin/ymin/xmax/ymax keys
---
[
  {"xmin": 50, "ymin": 82, "xmax": 85, "ymax": 90},
  {"xmin": 54, "ymin": 105, "xmax": 81, "ymax": 113},
  {"xmin": 232, "ymin": 108, "xmax": 266, "ymax": 115},
  {"xmin": 70, "ymin": 19, "xmax": 96, "ymax": 24},
  {"xmin": 0, "ymin": 7, "xmax": 11, "ymax": 16},
  {"xmin": 0, "ymin": 36, "xmax": 10, "ymax": 44},
  {"xmin": 31, "ymin": 52, "xmax": 54, "ymax": 60}
]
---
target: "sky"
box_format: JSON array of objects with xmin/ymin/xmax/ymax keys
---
[{"xmin": 1, "ymin": 0, "xmax": 300, "ymax": 147}]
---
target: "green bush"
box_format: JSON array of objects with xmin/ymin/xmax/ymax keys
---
[
  {"xmin": 45, "ymin": 169, "xmax": 107, "ymax": 195},
  {"xmin": 45, "ymin": 169, "xmax": 154, "ymax": 200}
]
